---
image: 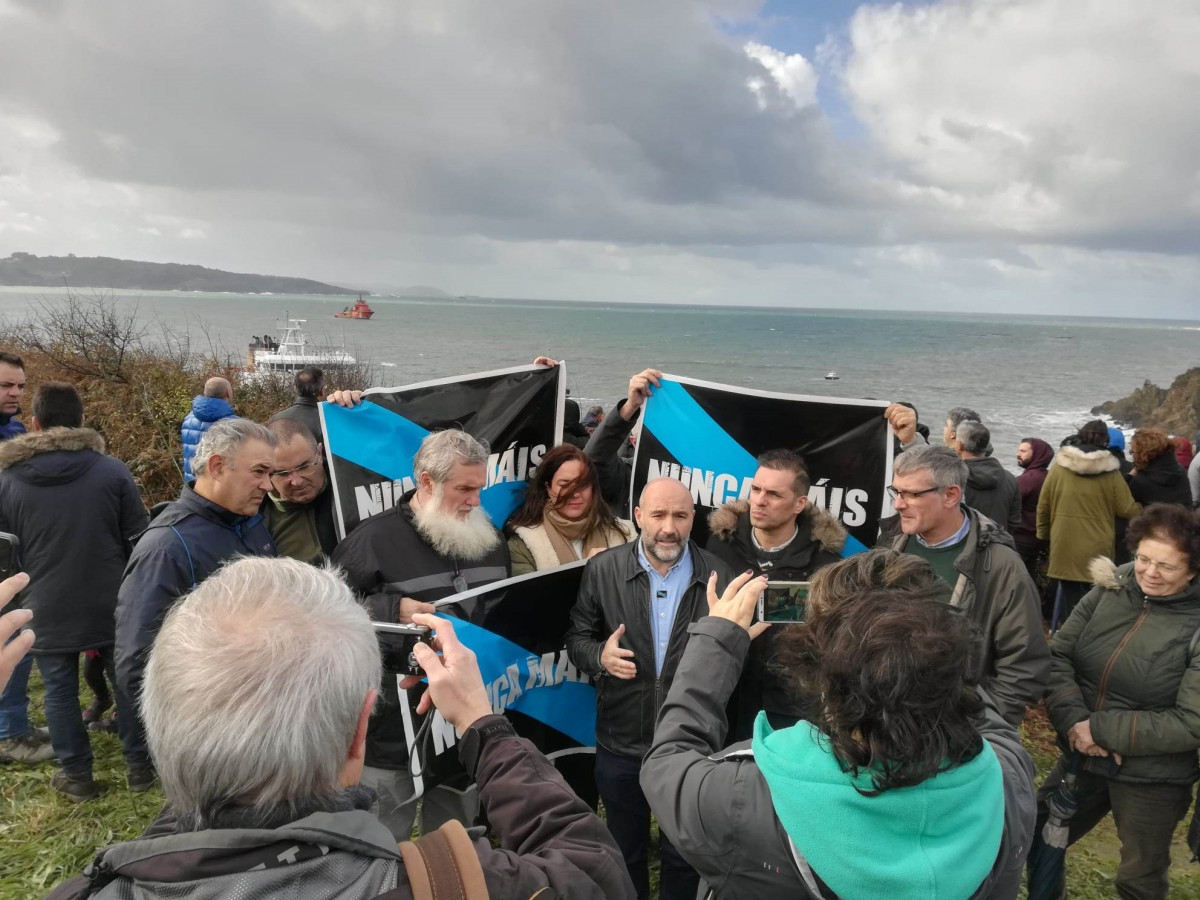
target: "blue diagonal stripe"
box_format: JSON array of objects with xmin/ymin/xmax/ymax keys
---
[
  {"xmin": 438, "ymin": 614, "xmax": 596, "ymax": 746},
  {"xmin": 322, "ymin": 401, "xmax": 429, "ymax": 482},
  {"xmin": 322, "ymin": 401, "xmax": 528, "ymax": 527},
  {"xmin": 644, "ymin": 379, "xmax": 866, "ymax": 558}
]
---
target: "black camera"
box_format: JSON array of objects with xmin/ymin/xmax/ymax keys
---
[
  {"xmin": 0, "ymin": 532, "xmax": 19, "ymax": 580},
  {"xmin": 374, "ymin": 622, "xmax": 433, "ymax": 677}
]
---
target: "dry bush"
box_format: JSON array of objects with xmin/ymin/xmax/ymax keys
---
[{"xmin": 0, "ymin": 291, "xmax": 375, "ymax": 505}]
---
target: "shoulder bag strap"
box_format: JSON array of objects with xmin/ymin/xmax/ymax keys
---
[{"xmin": 398, "ymin": 820, "xmax": 489, "ymax": 900}]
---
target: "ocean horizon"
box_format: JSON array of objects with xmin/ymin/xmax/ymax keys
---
[{"xmin": 2, "ymin": 285, "xmax": 1196, "ymax": 470}]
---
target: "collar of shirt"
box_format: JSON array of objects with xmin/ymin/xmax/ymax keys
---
[
  {"xmin": 915, "ymin": 511, "xmax": 970, "ymax": 549},
  {"xmin": 751, "ymin": 522, "xmax": 799, "ymax": 554},
  {"xmin": 636, "ymin": 539, "xmax": 692, "ymax": 579}
]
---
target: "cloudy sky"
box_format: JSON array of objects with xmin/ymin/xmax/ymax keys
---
[{"xmin": 0, "ymin": 0, "xmax": 1197, "ymax": 317}]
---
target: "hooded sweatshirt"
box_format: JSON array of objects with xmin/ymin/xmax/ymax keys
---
[
  {"xmin": 963, "ymin": 457, "xmax": 1021, "ymax": 533},
  {"xmin": 753, "ymin": 715, "xmax": 1004, "ymax": 900},
  {"xmin": 1014, "ymin": 438, "xmax": 1053, "ymax": 546}
]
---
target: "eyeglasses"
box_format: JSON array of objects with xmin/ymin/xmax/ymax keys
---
[
  {"xmin": 270, "ymin": 458, "xmax": 321, "ymax": 482},
  {"xmin": 1134, "ymin": 553, "xmax": 1186, "ymax": 575},
  {"xmin": 886, "ymin": 485, "xmax": 940, "ymax": 502}
]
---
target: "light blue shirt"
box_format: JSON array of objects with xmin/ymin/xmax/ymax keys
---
[
  {"xmin": 637, "ymin": 540, "xmax": 694, "ymax": 675},
  {"xmin": 915, "ymin": 509, "xmax": 970, "ymax": 549}
]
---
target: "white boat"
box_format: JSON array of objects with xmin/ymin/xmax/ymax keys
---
[
  {"xmin": 246, "ymin": 319, "xmax": 355, "ymax": 376},
  {"xmin": 824, "ymin": 371, "xmax": 840, "ymax": 381}
]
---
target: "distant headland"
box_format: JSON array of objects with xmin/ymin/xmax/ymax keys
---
[
  {"xmin": 1094, "ymin": 367, "xmax": 1200, "ymax": 437},
  {"xmin": 0, "ymin": 252, "xmax": 358, "ymax": 295}
]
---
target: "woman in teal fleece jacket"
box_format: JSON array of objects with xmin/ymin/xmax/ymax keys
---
[{"xmin": 641, "ymin": 549, "xmax": 1037, "ymax": 900}]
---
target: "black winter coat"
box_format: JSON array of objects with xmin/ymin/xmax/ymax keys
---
[
  {"xmin": 267, "ymin": 396, "xmax": 323, "ymax": 444},
  {"xmin": 584, "ymin": 401, "xmax": 637, "ymax": 516},
  {"xmin": 331, "ymin": 492, "xmax": 510, "ymax": 770},
  {"xmin": 1130, "ymin": 451, "xmax": 1192, "ymax": 508},
  {"xmin": 0, "ymin": 428, "xmax": 148, "ymax": 653},
  {"xmin": 964, "ymin": 456, "xmax": 1022, "ymax": 532},
  {"xmin": 116, "ymin": 487, "xmax": 276, "ymax": 731},
  {"xmin": 704, "ymin": 500, "xmax": 846, "ymax": 740},
  {"xmin": 565, "ymin": 540, "xmax": 733, "ymax": 758}
]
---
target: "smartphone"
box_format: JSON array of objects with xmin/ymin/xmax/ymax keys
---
[
  {"xmin": 373, "ymin": 622, "xmax": 433, "ymax": 677},
  {"xmin": 756, "ymin": 581, "xmax": 810, "ymax": 624},
  {"xmin": 0, "ymin": 532, "xmax": 19, "ymax": 580}
]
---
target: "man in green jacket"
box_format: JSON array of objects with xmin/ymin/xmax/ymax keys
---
[
  {"xmin": 878, "ymin": 444, "xmax": 1050, "ymax": 727},
  {"xmin": 262, "ymin": 419, "xmax": 339, "ymax": 564}
]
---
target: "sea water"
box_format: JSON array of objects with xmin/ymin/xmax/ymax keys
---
[{"xmin": 2, "ymin": 286, "xmax": 1197, "ymax": 469}]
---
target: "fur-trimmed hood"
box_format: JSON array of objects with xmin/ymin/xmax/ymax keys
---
[
  {"xmin": 0, "ymin": 426, "xmax": 105, "ymax": 472},
  {"xmin": 1088, "ymin": 556, "xmax": 1122, "ymax": 591},
  {"xmin": 1054, "ymin": 444, "xmax": 1120, "ymax": 476},
  {"xmin": 707, "ymin": 498, "xmax": 847, "ymax": 553}
]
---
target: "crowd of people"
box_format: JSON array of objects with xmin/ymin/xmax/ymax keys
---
[{"xmin": 0, "ymin": 351, "xmax": 1197, "ymax": 899}]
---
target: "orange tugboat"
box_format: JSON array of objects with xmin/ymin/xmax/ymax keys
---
[{"xmin": 335, "ymin": 295, "xmax": 375, "ymax": 319}]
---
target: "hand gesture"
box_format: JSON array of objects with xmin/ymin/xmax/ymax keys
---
[
  {"xmin": 532, "ymin": 356, "xmax": 559, "ymax": 367},
  {"xmin": 706, "ymin": 570, "xmax": 770, "ymax": 637},
  {"xmin": 1068, "ymin": 718, "xmax": 1121, "ymax": 764},
  {"xmin": 883, "ymin": 403, "xmax": 917, "ymax": 446},
  {"xmin": 601, "ymin": 624, "xmax": 637, "ymax": 679},
  {"xmin": 0, "ymin": 573, "xmax": 32, "ymax": 694},
  {"xmin": 621, "ymin": 369, "xmax": 662, "ymax": 421},
  {"xmin": 325, "ymin": 389, "xmax": 364, "ymax": 408},
  {"xmin": 410, "ymin": 613, "xmax": 494, "ymax": 732},
  {"xmin": 398, "ymin": 596, "xmax": 437, "ymax": 624}
]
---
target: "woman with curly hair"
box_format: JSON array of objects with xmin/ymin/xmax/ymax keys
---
[
  {"xmin": 505, "ymin": 443, "xmax": 634, "ymax": 576},
  {"xmin": 640, "ymin": 549, "xmax": 1037, "ymax": 899},
  {"xmin": 1130, "ymin": 429, "xmax": 1191, "ymax": 508},
  {"xmin": 1042, "ymin": 503, "xmax": 1200, "ymax": 899}
]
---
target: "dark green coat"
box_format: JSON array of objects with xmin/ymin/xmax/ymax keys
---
[{"xmin": 1046, "ymin": 558, "xmax": 1200, "ymax": 784}]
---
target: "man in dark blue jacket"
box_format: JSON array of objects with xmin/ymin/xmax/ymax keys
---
[
  {"xmin": 116, "ymin": 418, "xmax": 276, "ymax": 791},
  {"xmin": 0, "ymin": 351, "xmax": 45, "ymax": 765},
  {"xmin": 0, "ymin": 382, "xmax": 148, "ymax": 799},
  {"xmin": 180, "ymin": 377, "xmax": 237, "ymax": 483}
]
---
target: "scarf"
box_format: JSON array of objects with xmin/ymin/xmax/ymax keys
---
[{"xmin": 543, "ymin": 508, "xmax": 618, "ymax": 566}]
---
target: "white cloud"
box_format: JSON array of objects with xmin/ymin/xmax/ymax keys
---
[{"xmin": 743, "ymin": 41, "xmax": 818, "ymax": 111}]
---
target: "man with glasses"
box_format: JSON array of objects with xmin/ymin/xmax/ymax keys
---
[
  {"xmin": 263, "ymin": 419, "xmax": 338, "ymax": 564},
  {"xmin": 877, "ymin": 444, "xmax": 1049, "ymax": 727},
  {"xmin": 115, "ymin": 419, "xmax": 277, "ymax": 792}
]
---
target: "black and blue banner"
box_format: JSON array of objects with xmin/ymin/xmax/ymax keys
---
[
  {"xmin": 631, "ymin": 375, "xmax": 893, "ymax": 552},
  {"xmin": 398, "ymin": 563, "xmax": 595, "ymax": 798},
  {"xmin": 321, "ymin": 364, "xmax": 565, "ymax": 539}
]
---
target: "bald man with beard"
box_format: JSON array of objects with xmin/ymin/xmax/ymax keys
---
[{"xmin": 566, "ymin": 477, "xmax": 734, "ymax": 900}]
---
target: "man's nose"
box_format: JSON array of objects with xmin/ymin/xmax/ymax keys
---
[{"xmin": 465, "ymin": 490, "xmax": 481, "ymax": 507}]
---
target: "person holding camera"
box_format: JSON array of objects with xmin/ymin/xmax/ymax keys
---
[
  {"xmin": 47, "ymin": 557, "xmax": 635, "ymax": 900},
  {"xmin": 641, "ymin": 550, "xmax": 1037, "ymax": 899}
]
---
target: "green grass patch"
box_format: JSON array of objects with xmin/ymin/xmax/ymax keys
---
[{"xmin": 5, "ymin": 679, "xmax": 1200, "ymax": 898}]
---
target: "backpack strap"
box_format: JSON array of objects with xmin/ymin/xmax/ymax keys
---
[{"xmin": 398, "ymin": 820, "xmax": 489, "ymax": 900}]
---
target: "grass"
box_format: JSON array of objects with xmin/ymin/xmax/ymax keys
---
[{"xmin": 4, "ymin": 679, "xmax": 1200, "ymax": 899}]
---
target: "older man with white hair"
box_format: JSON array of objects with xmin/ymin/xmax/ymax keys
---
[
  {"xmin": 331, "ymin": 428, "xmax": 511, "ymax": 840},
  {"xmin": 115, "ymin": 418, "xmax": 277, "ymax": 793},
  {"xmin": 49, "ymin": 558, "xmax": 635, "ymax": 900}
]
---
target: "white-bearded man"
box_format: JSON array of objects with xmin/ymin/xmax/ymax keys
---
[{"xmin": 331, "ymin": 428, "xmax": 511, "ymax": 840}]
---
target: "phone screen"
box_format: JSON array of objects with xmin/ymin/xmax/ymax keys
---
[
  {"xmin": 0, "ymin": 532, "xmax": 19, "ymax": 580},
  {"xmin": 757, "ymin": 581, "xmax": 810, "ymax": 624}
]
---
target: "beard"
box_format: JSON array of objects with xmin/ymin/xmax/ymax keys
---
[
  {"xmin": 643, "ymin": 532, "xmax": 684, "ymax": 564},
  {"xmin": 412, "ymin": 487, "xmax": 501, "ymax": 561}
]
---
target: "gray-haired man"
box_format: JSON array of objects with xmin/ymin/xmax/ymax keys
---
[
  {"xmin": 954, "ymin": 420, "xmax": 1021, "ymax": 532},
  {"xmin": 49, "ymin": 558, "xmax": 635, "ymax": 900},
  {"xmin": 331, "ymin": 428, "xmax": 511, "ymax": 840},
  {"xmin": 115, "ymin": 418, "xmax": 277, "ymax": 791},
  {"xmin": 877, "ymin": 443, "xmax": 1049, "ymax": 726}
]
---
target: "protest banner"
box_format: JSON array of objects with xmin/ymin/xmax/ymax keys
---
[
  {"xmin": 630, "ymin": 375, "xmax": 894, "ymax": 551},
  {"xmin": 394, "ymin": 563, "xmax": 595, "ymax": 799},
  {"xmin": 320, "ymin": 363, "xmax": 565, "ymax": 539}
]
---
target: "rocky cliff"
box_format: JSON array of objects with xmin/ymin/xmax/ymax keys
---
[{"xmin": 1094, "ymin": 367, "xmax": 1200, "ymax": 436}]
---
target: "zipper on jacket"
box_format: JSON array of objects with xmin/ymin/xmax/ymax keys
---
[{"xmin": 1094, "ymin": 600, "xmax": 1150, "ymax": 711}]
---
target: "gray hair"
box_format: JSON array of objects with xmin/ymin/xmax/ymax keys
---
[
  {"xmin": 141, "ymin": 557, "xmax": 381, "ymax": 830},
  {"xmin": 955, "ymin": 420, "xmax": 991, "ymax": 456},
  {"xmin": 893, "ymin": 444, "xmax": 968, "ymax": 492},
  {"xmin": 192, "ymin": 418, "xmax": 276, "ymax": 479},
  {"xmin": 412, "ymin": 429, "xmax": 489, "ymax": 483},
  {"xmin": 945, "ymin": 407, "xmax": 981, "ymax": 431},
  {"xmin": 203, "ymin": 376, "xmax": 232, "ymax": 399}
]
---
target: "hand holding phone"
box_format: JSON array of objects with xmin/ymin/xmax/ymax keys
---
[{"xmin": 756, "ymin": 582, "xmax": 811, "ymax": 624}]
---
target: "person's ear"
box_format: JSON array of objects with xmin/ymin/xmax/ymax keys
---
[
  {"xmin": 633, "ymin": 506, "xmax": 643, "ymax": 529},
  {"xmin": 207, "ymin": 453, "xmax": 227, "ymax": 478},
  {"xmin": 30, "ymin": 416, "xmax": 42, "ymax": 432},
  {"xmin": 944, "ymin": 485, "xmax": 963, "ymax": 507}
]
